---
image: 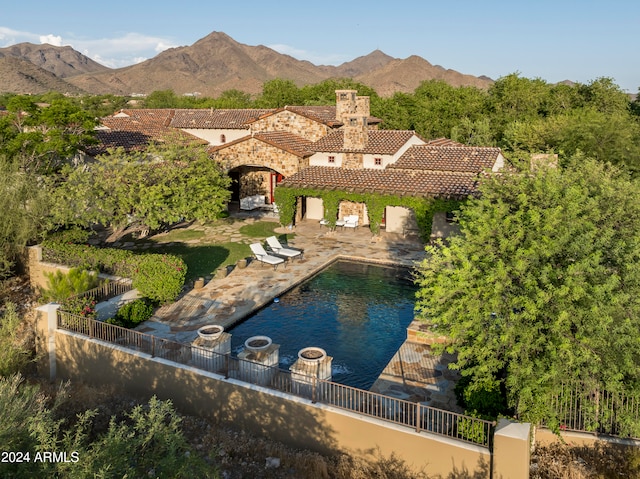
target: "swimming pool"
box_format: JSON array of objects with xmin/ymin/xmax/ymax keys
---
[{"xmin": 228, "ymin": 260, "xmax": 417, "ymax": 390}]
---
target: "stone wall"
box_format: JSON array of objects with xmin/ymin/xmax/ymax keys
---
[
  {"xmin": 342, "ymin": 152, "xmax": 363, "ymax": 169},
  {"xmin": 338, "ymin": 201, "xmax": 367, "ymax": 225},
  {"xmin": 250, "ymin": 110, "xmax": 331, "ymax": 142},
  {"xmin": 217, "ymin": 137, "xmax": 307, "ymax": 177}
]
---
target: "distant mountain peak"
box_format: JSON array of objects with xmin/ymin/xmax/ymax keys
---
[{"xmin": 0, "ymin": 32, "xmax": 493, "ymax": 97}]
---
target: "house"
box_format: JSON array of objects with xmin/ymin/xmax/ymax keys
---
[
  {"xmin": 88, "ymin": 108, "xmax": 207, "ymax": 156},
  {"xmin": 91, "ymin": 89, "xmax": 506, "ymax": 235}
]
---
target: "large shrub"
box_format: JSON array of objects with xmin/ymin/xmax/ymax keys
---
[
  {"xmin": 133, "ymin": 254, "xmax": 186, "ymax": 304},
  {"xmin": 41, "ymin": 240, "xmax": 187, "ymax": 303},
  {"xmin": 40, "ymin": 268, "xmax": 100, "ymax": 303},
  {"xmin": 106, "ymin": 298, "xmax": 156, "ymax": 329}
]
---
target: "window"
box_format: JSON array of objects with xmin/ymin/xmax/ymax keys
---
[
  {"xmin": 220, "ymin": 134, "xmax": 226, "ymax": 144},
  {"xmin": 374, "ymin": 157, "xmax": 382, "ymax": 166},
  {"xmin": 349, "ymin": 117, "xmax": 358, "ymax": 126},
  {"xmin": 328, "ymin": 156, "xmax": 335, "ymax": 164}
]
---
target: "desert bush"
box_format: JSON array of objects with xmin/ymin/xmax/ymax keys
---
[
  {"xmin": 0, "ymin": 374, "xmax": 61, "ymax": 478},
  {"xmin": 40, "ymin": 267, "xmax": 101, "ymax": 303},
  {"xmin": 0, "ymin": 303, "xmax": 33, "ymax": 376},
  {"xmin": 59, "ymin": 396, "xmax": 214, "ymax": 478}
]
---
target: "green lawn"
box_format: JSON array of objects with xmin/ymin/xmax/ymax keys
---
[
  {"xmin": 146, "ymin": 222, "xmax": 292, "ymax": 282},
  {"xmin": 157, "ymin": 242, "xmax": 250, "ymax": 282}
]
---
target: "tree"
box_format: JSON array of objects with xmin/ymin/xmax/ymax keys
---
[
  {"xmin": 143, "ymin": 89, "xmax": 181, "ymax": 108},
  {"xmin": 414, "ymin": 158, "xmax": 640, "ymax": 430},
  {"xmin": 52, "ymin": 142, "xmax": 231, "ymax": 242},
  {"xmin": 1, "ymin": 96, "xmax": 98, "ymax": 174},
  {"xmin": 254, "ymin": 79, "xmax": 303, "ymax": 108},
  {"xmin": 0, "ymin": 161, "xmax": 50, "ymax": 278}
]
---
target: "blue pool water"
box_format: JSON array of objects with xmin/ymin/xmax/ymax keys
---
[{"xmin": 228, "ymin": 260, "xmax": 417, "ymax": 390}]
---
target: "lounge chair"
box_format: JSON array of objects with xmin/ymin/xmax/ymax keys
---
[
  {"xmin": 250, "ymin": 243, "xmax": 285, "ymax": 269},
  {"xmin": 266, "ymin": 236, "xmax": 303, "ymax": 261},
  {"xmin": 343, "ymin": 215, "xmax": 359, "ymax": 229}
]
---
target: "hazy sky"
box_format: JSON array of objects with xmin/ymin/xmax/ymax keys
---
[{"xmin": 2, "ymin": 0, "xmax": 638, "ymax": 92}]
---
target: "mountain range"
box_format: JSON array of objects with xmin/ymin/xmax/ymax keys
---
[{"xmin": 0, "ymin": 31, "xmax": 493, "ymax": 97}]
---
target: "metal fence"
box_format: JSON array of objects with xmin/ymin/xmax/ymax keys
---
[
  {"xmin": 71, "ymin": 279, "xmax": 134, "ymax": 304},
  {"xmin": 57, "ymin": 310, "xmax": 495, "ymax": 448},
  {"xmin": 551, "ymin": 383, "xmax": 640, "ymax": 438}
]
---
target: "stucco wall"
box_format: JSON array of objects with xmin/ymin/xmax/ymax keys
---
[
  {"xmin": 28, "ymin": 245, "xmax": 71, "ymax": 290},
  {"xmin": 305, "ymin": 197, "xmax": 324, "ymax": 220},
  {"xmin": 431, "ymin": 212, "xmax": 461, "ymax": 239},
  {"xmin": 50, "ymin": 328, "xmax": 492, "ymax": 478},
  {"xmin": 385, "ymin": 206, "xmax": 416, "ymax": 235},
  {"xmin": 180, "ymin": 128, "xmax": 248, "ymax": 146},
  {"xmin": 309, "ymin": 152, "xmax": 344, "ymax": 167}
]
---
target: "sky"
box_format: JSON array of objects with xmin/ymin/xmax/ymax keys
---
[{"xmin": 2, "ymin": 0, "xmax": 639, "ymax": 92}]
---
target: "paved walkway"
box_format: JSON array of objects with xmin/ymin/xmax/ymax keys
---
[{"xmin": 134, "ymin": 214, "xmax": 461, "ymax": 411}]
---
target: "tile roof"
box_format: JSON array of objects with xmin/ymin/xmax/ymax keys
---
[
  {"xmin": 390, "ymin": 145, "xmax": 502, "ymax": 173},
  {"xmin": 89, "ymin": 109, "xmax": 206, "ymax": 155},
  {"xmin": 170, "ymin": 109, "xmax": 275, "ymax": 129},
  {"xmin": 252, "ymin": 131, "xmax": 314, "ymax": 158},
  {"xmin": 424, "ymin": 137, "xmax": 465, "ymax": 147},
  {"xmin": 210, "ymin": 131, "xmax": 314, "ymax": 158},
  {"xmin": 279, "ymin": 166, "xmax": 479, "ymax": 199},
  {"xmin": 278, "ymin": 105, "xmax": 342, "ymax": 127},
  {"xmin": 310, "ymin": 130, "xmax": 421, "ymax": 155}
]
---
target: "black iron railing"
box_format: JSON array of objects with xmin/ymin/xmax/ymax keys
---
[{"xmin": 57, "ymin": 311, "xmax": 495, "ymax": 447}]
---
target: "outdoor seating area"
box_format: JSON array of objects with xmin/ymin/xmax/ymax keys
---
[
  {"xmin": 249, "ymin": 243, "xmax": 285, "ymax": 269},
  {"xmin": 266, "ymin": 236, "xmax": 303, "ymax": 261},
  {"xmin": 320, "ymin": 214, "xmax": 360, "ymax": 231}
]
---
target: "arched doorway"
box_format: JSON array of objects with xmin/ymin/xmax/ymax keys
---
[{"xmin": 227, "ymin": 166, "xmax": 284, "ymax": 210}]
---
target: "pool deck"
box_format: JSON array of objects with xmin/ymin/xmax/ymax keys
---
[{"xmin": 136, "ymin": 215, "xmax": 461, "ymax": 412}]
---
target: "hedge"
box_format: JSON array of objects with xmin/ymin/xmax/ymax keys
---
[{"xmin": 41, "ymin": 239, "xmax": 187, "ymax": 304}]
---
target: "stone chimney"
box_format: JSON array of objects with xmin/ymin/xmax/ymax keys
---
[
  {"xmin": 336, "ymin": 90, "xmax": 369, "ymax": 150},
  {"xmin": 342, "ymin": 116, "xmax": 368, "ymax": 150}
]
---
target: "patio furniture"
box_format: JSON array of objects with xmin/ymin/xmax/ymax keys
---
[
  {"xmin": 250, "ymin": 243, "xmax": 285, "ymax": 269},
  {"xmin": 343, "ymin": 215, "xmax": 359, "ymax": 229},
  {"xmin": 240, "ymin": 194, "xmax": 266, "ymax": 210},
  {"xmin": 266, "ymin": 236, "xmax": 303, "ymax": 261}
]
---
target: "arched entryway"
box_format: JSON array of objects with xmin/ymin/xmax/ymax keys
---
[{"xmin": 227, "ymin": 166, "xmax": 284, "ymax": 211}]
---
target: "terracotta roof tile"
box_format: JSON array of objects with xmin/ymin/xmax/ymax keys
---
[
  {"xmin": 424, "ymin": 137, "xmax": 465, "ymax": 147},
  {"xmin": 279, "ymin": 166, "xmax": 478, "ymax": 199},
  {"xmin": 210, "ymin": 131, "xmax": 314, "ymax": 158},
  {"xmin": 252, "ymin": 131, "xmax": 314, "ymax": 157},
  {"xmin": 170, "ymin": 109, "xmax": 275, "ymax": 129},
  {"xmin": 311, "ymin": 130, "xmax": 421, "ymax": 155},
  {"xmin": 90, "ymin": 109, "xmax": 205, "ymax": 155},
  {"xmin": 390, "ymin": 145, "xmax": 502, "ymax": 173}
]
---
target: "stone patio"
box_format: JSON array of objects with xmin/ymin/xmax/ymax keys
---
[{"xmin": 132, "ymin": 213, "xmax": 461, "ymax": 411}]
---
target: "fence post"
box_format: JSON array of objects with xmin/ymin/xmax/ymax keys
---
[
  {"xmin": 224, "ymin": 354, "xmax": 229, "ymax": 379},
  {"xmin": 416, "ymin": 402, "xmax": 421, "ymax": 433},
  {"xmin": 88, "ymin": 318, "xmax": 94, "ymax": 339},
  {"xmin": 312, "ymin": 376, "xmax": 317, "ymax": 404},
  {"xmin": 151, "ymin": 336, "xmax": 155, "ymax": 357}
]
